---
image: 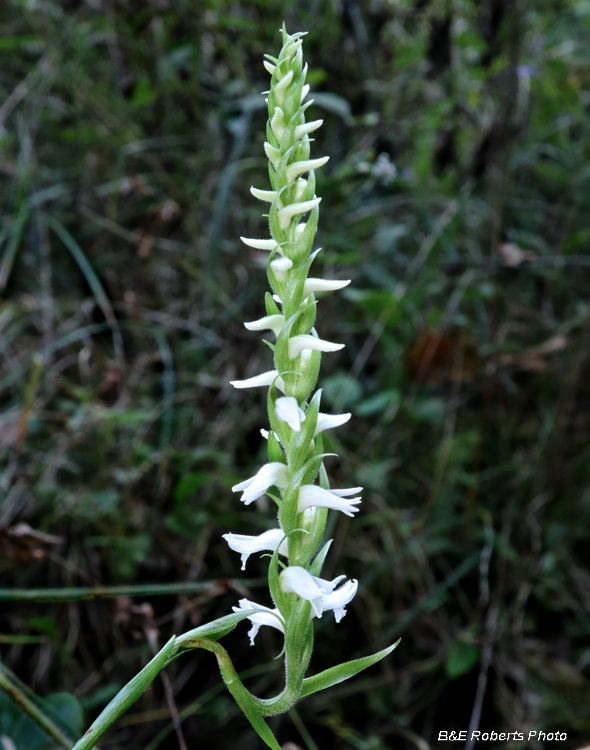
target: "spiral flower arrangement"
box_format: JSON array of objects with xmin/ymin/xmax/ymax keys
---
[{"xmin": 72, "ymin": 27, "xmax": 397, "ymax": 750}]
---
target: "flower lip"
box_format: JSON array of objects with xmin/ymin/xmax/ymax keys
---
[{"xmin": 321, "ymin": 578, "xmax": 358, "ymax": 622}]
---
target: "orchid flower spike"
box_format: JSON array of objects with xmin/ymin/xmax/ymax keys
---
[{"xmin": 72, "ymin": 28, "xmax": 397, "ymax": 750}]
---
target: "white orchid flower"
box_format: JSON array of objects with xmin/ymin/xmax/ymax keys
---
[
  {"xmin": 232, "ymin": 462, "xmax": 289, "ymax": 505},
  {"xmin": 240, "ymin": 236, "xmax": 279, "ymax": 252},
  {"xmin": 232, "ymin": 599, "xmax": 284, "ymax": 646},
  {"xmin": 286, "ymin": 156, "xmax": 329, "ymax": 183},
  {"xmin": 279, "ymin": 566, "xmax": 332, "ymax": 617},
  {"xmin": 264, "ymin": 141, "xmax": 282, "ymax": 168},
  {"xmin": 294, "ymin": 120, "xmax": 323, "ymax": 140},
  {"xmin": 298, "ymin": 484, "xmax": 362, "ymax": 517},
  {"xmin": 222, "ymin": 529, "xmax": 289, "ymax": 570},
  {"xmin": 314, "ymin": 412, "xmax": 351, "ymax": 435},
  {"xmin": 244, "ymin": 314, "xmax": 284, "ymax": 336},
  {"xmin": 230, "ymin": 370, "xmax": 285, "ymax": 391},
  {"xmin": 288, "ymin": 335, "xmax": 344, "ymax": 359},
  {"xmin": 280, "ymin": 567, "xmax": 356, "ymax": 620},
  {"xmin": 278, "ymin": 198, "xmax": 321, "ymax": 230},
  {"xmin": 303, "ymin": 278, "xmax": 351, "ymax": 297},
  {"xmin": 275, "ymin": 396, "xmax": 306, "ymax": 431},
  {"xmin": 250, "ymin": 186, "xmax": 277, "ymax": 203}
]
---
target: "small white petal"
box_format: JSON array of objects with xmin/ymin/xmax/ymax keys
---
[
  {"xmin": 232, "ymin": 462, "xmax": 289, "ymax": 505},
  {"xmin": 270, "ymin": 256, "xmax": 293, "ymax": 272},
  {"xmin": 294, "ymin": 120, "xmax": 323, "ymax": 140},
  {"xmin": 330, "ymin": 487, "xmax": 363, "ymax": 497},
  {"xmin": 260, "ymin": 428, "xmax": 269, "ymax": 439},
  {"xmin": 280, "ymin": 566, "xmax": 324, "ymax": 617},
  {"xmin": 303, "ymin": 278, "xmax": 351, "ymax": 296},
  {"xmin": 232, "ymin": 598, "xmax": 284, "ymax": 645},
  {"xmin": 263, "ymin": 61, "xmax": 276, "ymax": 75},
  {"xmin": 294, "ymin": 179, "xmax": 307, "ymax": 200},
  {"xmin": 288, "ymin": 334, "xmax": 344, "ymax": 359},
  {"xmin": 275, "ymin": 396, "xmax": 306, "ymax": 431},
  {"xmin": 321, "ymin": 579, "xmax": 358, "ymax": 622},
  {"xmin": 250, "ymin": 186, "xmax": 277, "ymax": 203},
  {"xmin": 223, "ymin": 529, "xmax": 288, "ymax": 570},
  {"xmin": 264, "ymin": 141, "xmax": 281, "ymax": 168},
  {"xmin": 244, "ymin": 314, "xmax": 284, "ymax": 336},
  {"xmin": 230, "ymin": 370, "xmax": 285, "ymax": 391},
  {"xmin": 270, "ymin": 256, "xmax": 293, "ymax": 282},
  {"xmin": 298, "ymin": 485, "xmax": 362, "ymax": 517},
  {"xmin": 278, "ymin": 197, "xmax": 321, "ymax": 229},
  {"xmin": 273, "ymin": 69, "xmax": 293, "ymax": 104},
  {"xmin": 270, "ymin": 106, "xmax": 286, "ymax": 140},
  {"xmin": 300, "ymin": 84, "xmax": 310, "ymax": 102},
  {"xmin": 312, "ymin": 574, "xmax": 346, "ymax": 594},
  {"xmin": 314, "ymin": 412, "xmax": 351, "ymax": 435},
  {"xmin": 286, "ymin": 157, "xmax": 330, "ymax": 183},
  {"xmin": 272, "ymin": 294, "xmax": 282, "ymax": 305},
  {"xmin": 294, "ymin": 222, "xmax": 307, "ymax": 239},
  {"xmin": 300, "ymin": 348, "xmax": 312, "ymax": 367},
  {"xmin": 240, "ymin": 236, "xmax": 278, "ymax": 251},
  {"xmin": 326, "ymin": 486, "xmax": 363, "ymax": 497}
]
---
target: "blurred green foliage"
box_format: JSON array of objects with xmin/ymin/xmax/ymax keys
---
[{"xmin": 1, "ymin": 0, "xmax": 590, "ymax": 748}]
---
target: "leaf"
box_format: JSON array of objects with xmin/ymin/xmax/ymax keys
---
[
  {"xmin": 445, "ymin": 642, "xmax": 481, "ymax": 678},
  {"xmin": 44, "ymin": 693, "xmax": 85, "ymax": 737},
  {"xmin": 300, "ymin": 641, "xmax": 400, "ymax": 698}
]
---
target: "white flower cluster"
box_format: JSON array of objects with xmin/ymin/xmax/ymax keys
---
[{"xmin": 225, "ymin": 29, "xmax": 361, "ymax": 646}]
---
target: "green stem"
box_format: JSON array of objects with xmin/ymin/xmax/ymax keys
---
[
  {"xmin": 0, "ymin": 579, "xmax": 263, "ymax": 603},
  {"xmin": 178, "ymin": 637, "xmax": 283, "ymax": 750}
]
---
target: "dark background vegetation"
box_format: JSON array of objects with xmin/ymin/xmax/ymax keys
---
[{"xmin": 1, "ymin": 0, "xmax": 590, "ymax": 748}]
